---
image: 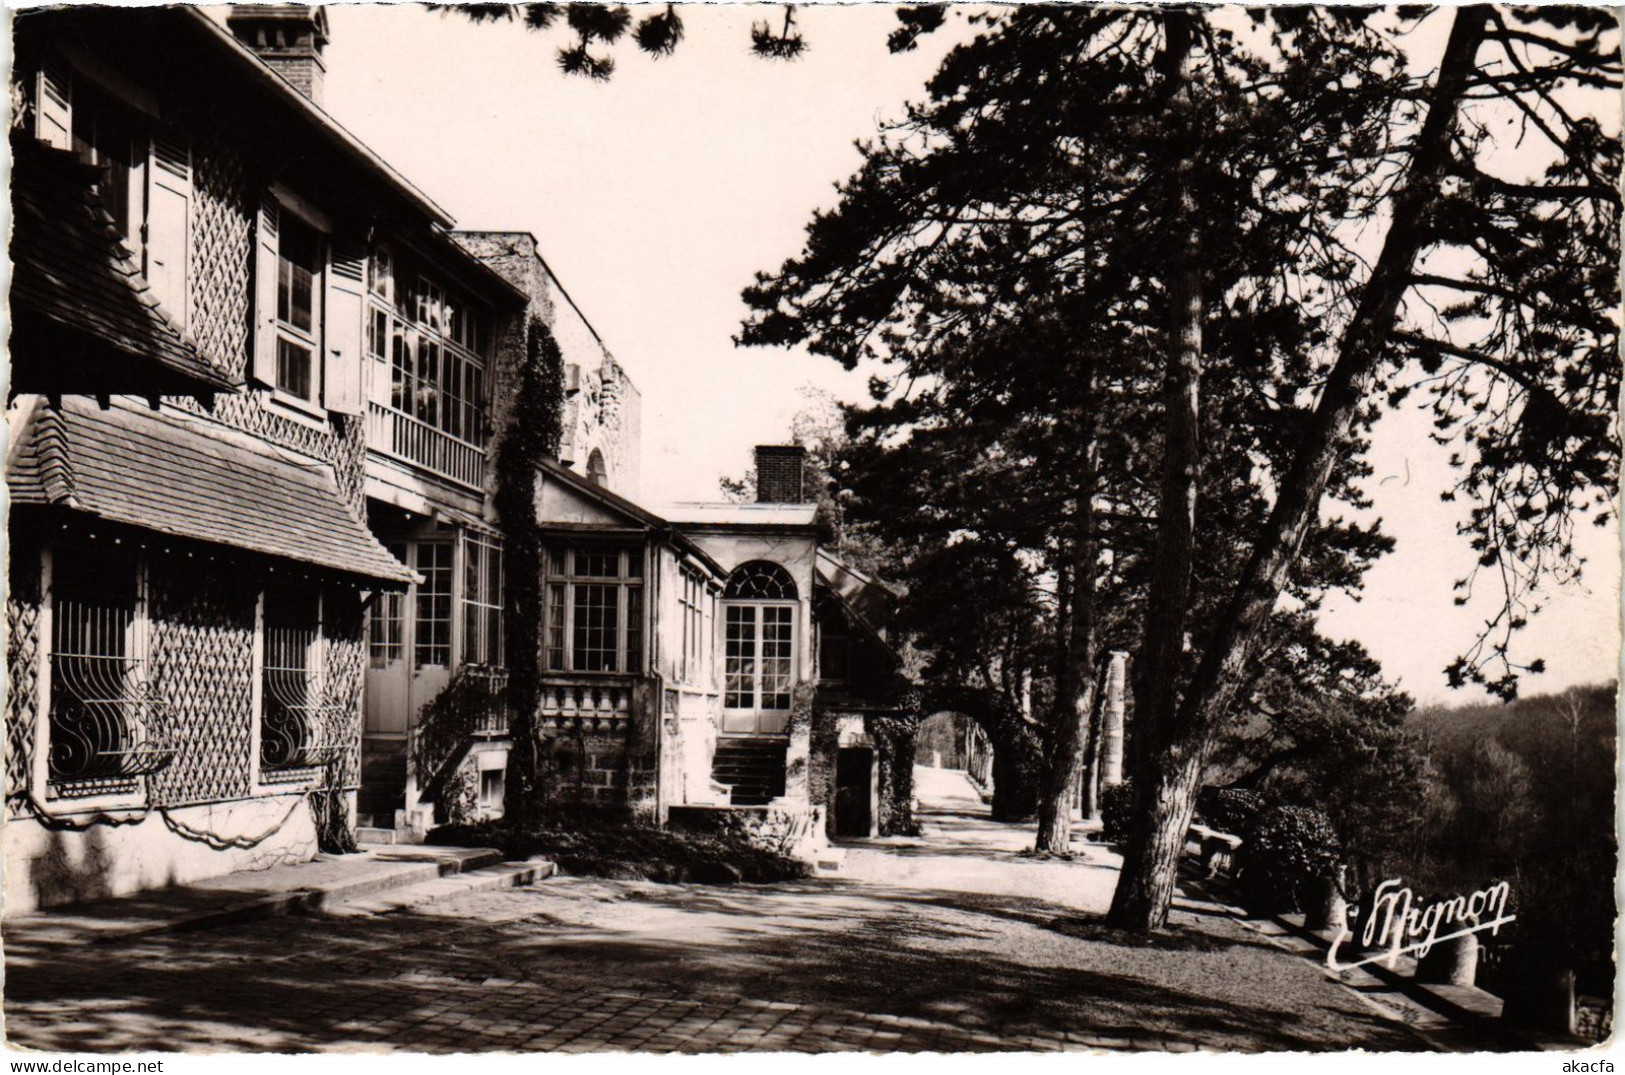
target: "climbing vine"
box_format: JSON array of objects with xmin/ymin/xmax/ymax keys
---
[
  {"xmin": 869, "ymin": 709, "xmax": 920, "ymax": 837},
  {"xmin": 409, "ymin": 663, "xmax": 511, "ymax": 827},
  {"xmin": 494, "ymin": 312, "xmax": 565, "ymax": 830}
]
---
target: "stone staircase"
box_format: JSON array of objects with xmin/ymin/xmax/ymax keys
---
[{"xmin": 711, "ymin": 737, "xmax": 788, "ymax": 806}]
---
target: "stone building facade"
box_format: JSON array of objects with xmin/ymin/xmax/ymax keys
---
[
  {"xmin": 5, "ymin": 6, "xmax": 912, "ymax": 915},
  {"xmin": 5, "ymin": 6, "xmax": 433, "ymax": 911}
]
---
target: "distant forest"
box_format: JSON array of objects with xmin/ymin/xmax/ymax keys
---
[{"xmin": 1402, "ymin": 683, "xmax": 1617, "ymax": 987}]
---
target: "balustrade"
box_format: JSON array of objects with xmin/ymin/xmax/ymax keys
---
[{"xmin": 367, "ymin": 402, "xmax": 485, "ymax": 489}]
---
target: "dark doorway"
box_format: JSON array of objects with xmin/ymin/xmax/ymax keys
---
[{"xmin": 834, "ymin": 747, "xmax": 874, "ymax": 837}]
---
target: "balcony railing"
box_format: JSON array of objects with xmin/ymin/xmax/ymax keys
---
[{"xmin": 367, "ymin": 402, "xmax": 486, "ymax": 490}]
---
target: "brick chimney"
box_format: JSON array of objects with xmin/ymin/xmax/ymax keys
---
[
  {"xmin": 227, "ymin": 6, "xmax": 330, "ymax": 106},
  {"xmin": 755, "ymin": 445, "xmax": 808, "ymax": 504}
]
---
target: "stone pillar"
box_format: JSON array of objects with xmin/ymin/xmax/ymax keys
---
[
  {"xmin": 1304, "ymin": 872, "xmax": 1349, "ymax": 932},
  {"xmin": 1100, "ymin": 651, "xmax": 1128, "ymax": 787},
  {"xmin": 1417, "ymin": 932, "xmax": 1478, "ymax": 987}
]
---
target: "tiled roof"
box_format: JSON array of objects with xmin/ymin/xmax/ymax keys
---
[
  {"xmin": 537, "ymin": 459, "xmax": 725, "ymax": 577},
  {"xmin": 8, "ymin": 396, "xmax": 417, "ymax": 587},
  {"xmin": 8, "ymin": 137, "xmax": 239, "ymax": 394}
]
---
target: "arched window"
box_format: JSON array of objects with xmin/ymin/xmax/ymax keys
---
[
  {"xmin": 586, "ymin": 449, "xmax": 608, "ymax": 486},
  {"xmin": 724, "ymin": 561, "xmax": 797, "ymax": 602},
  {"xmin": 722, "ymin": 561, "xmax": 797, "ymax": 732}
]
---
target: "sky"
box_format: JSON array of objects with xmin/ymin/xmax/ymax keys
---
[{"xmin": 315, "ymin": 3, "xmax": 1622, "ymax": 707}]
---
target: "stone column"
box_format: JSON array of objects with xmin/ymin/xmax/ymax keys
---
[{"xmin": 1100, "ymin": 651, "xmax": 1129, "ymax": 786}]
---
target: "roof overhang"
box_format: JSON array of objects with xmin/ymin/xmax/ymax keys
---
[
  {"xmin": 9, "ymin": 138, "xmax": 242, "ymax": 398},
  {"xmin": 8, "ymin": 395, "xmax": 417, "ymax": 589}
]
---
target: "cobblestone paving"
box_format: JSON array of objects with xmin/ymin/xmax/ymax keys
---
[
  {"xmin": 5, "ymin": 879, "xmax": 1426, "ymax": 1054},
  {"xmin": 4, "ymin": 773, "xmax": 1436, "ymax": 1054}
]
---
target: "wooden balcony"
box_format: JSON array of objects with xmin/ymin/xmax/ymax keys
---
[{"xmin": 367, "ymin": 402, "xmax": 485, "ymax": 490}]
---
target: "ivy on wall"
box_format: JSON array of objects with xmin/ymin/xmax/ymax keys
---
[
  {"xmin": 869, "ymin": 709, "xmax": 921, "ymax": 837},
  {"xmin": 494, "ymin": 313, "xmax": 565, "ymax": 829}
]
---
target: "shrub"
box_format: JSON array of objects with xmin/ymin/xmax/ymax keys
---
[
  {"xmin": 1101, "ymin": 780, "xmax": 1135, "ymax": 844},
  {"xmin": 1235, "ymin": 802, "xmax": 1343, "ymax": 914},
  {"xmin": 428, "ymin": 811, "xmax": 813, "ymax": 885},
  {"xmin": 1195, "ymin": 785, "xmax": 1266, "ymax": 837}
]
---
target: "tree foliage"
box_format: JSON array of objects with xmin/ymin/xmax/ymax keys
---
[
  {"xmin": 740, "ymin": 4, "xmax": 1619, "ymax": 928},
  {"xmin": 432, "ymin": 2, "xmax": 805, "ymax": 78}
]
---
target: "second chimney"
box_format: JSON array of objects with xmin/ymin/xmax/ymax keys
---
[
  {"xmin": 755, "ymin": 445, "xmax": 808, "ymax": 504},
  {"xmin": 227, "ymin": 6, "xmax": 331, "ymax": 106}
]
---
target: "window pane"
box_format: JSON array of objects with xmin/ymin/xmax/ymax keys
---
[
  {"xmin": 487, "ymin": 544, "xmax": 503, "ymax": 607},
  {"xmin": 369, "ymin": 590, "xmax": 403, "ymax": 668},
  {"xmin": 391, "ymin": 327, "xmax": 412, "ymax": 412},
  {"xmin": 443, "ymin": 346, "xmax": 462, "ymax": 439},
  {"xmin": 414, "ymin": 543, "xmax": 452, "ymax": 667},
  {"xmin": 369, "ymin": 248, "xmax": 392, "ymax": 299},
  {"xmin": 417, "ymin": 340, "xmax": 440, "ymax": 426},
  {"xmin": 277, "ymin": 338, "xmax": 313, "ymax": 401},
  {"xmin": 572, "ymin": 584, "xmax": 618, "ymax": 672},
  {"xmin": 464, "ymin": 539, "xmax": 483, "ymax": 604},
  {"xmin": 724, "ymin": 605, "xmax": 756, "ymax": 709},
  {"xmin": 545, "ymin": 583, "xmax": 566, "ymax": 671},
  {"xmin": 369, "ymin": 309, "xmax": 388, "ymax": 362},
  {"xmin": 575, "ymin": 550, "xmax": 619, "ymax": 579},
  {"xmin": 761, "ymin": 606, "xmax": 794, "ymax": 710},
  {"xmin": 278, "ymin": 215, "xmax": 319, "ymax": 335},
  {"xmin": 625, "ymin": 585, "xmax": 643, "ymax": 674}
]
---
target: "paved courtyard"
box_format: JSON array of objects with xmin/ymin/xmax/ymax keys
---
[{"xmin": 4, "ymin": 771, "xmax": 1439, "ymax": 1053}]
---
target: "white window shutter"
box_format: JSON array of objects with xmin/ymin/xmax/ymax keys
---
[
  {"xmin": 251, "ymin": 199, "xmax": 280, "ymax": 386},
  {"xmin": 34, "ymin": 61, "xmax": 72, "ymax": 151},
  {"xmin": 145, "ymin": 129, "xmax": 191, "ymax": 331},
  {"xmin": 324, "ymin": 243, "xmax": 366, "ymax": 415}
]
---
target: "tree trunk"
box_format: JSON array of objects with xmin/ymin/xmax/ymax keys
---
[
  {"xmin": 1082, "ymin": 686, "xmax": 1105, "ymax": 821},
  {"xmin": 1108, "ymin": 7, "xmax": 1489, "ymax": 931},
  {"xmin": 1107, "ymin": 7, "xmax": 1204, "ymax": 930},
  {"xmin": 1036, "ymin": 380, "xmax": 1101, "ymax": 852}
]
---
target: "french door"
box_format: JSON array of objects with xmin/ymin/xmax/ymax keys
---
[{"xmin": 721, "ymin": 601, "xmax": 794, "ymax": 735}]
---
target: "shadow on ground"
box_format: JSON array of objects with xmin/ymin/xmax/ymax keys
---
[
  {"xmin": 6, "ymin": 872, "xmax": 1426, "ymax": 1053},
  {"xmin": 2, "ymin": 768, "xmax": 1440, "ymax": 1054}
]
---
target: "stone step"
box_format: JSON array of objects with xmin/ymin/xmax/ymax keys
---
[
  {"xmin": 354, "ymin": 825, "xmax": 397, "ymax": 845},
  {"xmin": 320, "ymin": 858, "xmax": 555, "ymax": 917},
  {"xmin": 23, "ymin": 846, "xmax": 510, "ymax": 942}
]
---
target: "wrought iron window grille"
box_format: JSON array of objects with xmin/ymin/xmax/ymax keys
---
[
  {"xmin": 260, "ymin": 625, "xmax": 342, "ymax": 771},
  {"xmin": 49, "ymin": 592, "xmax": 177, "ymax": 782}
]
